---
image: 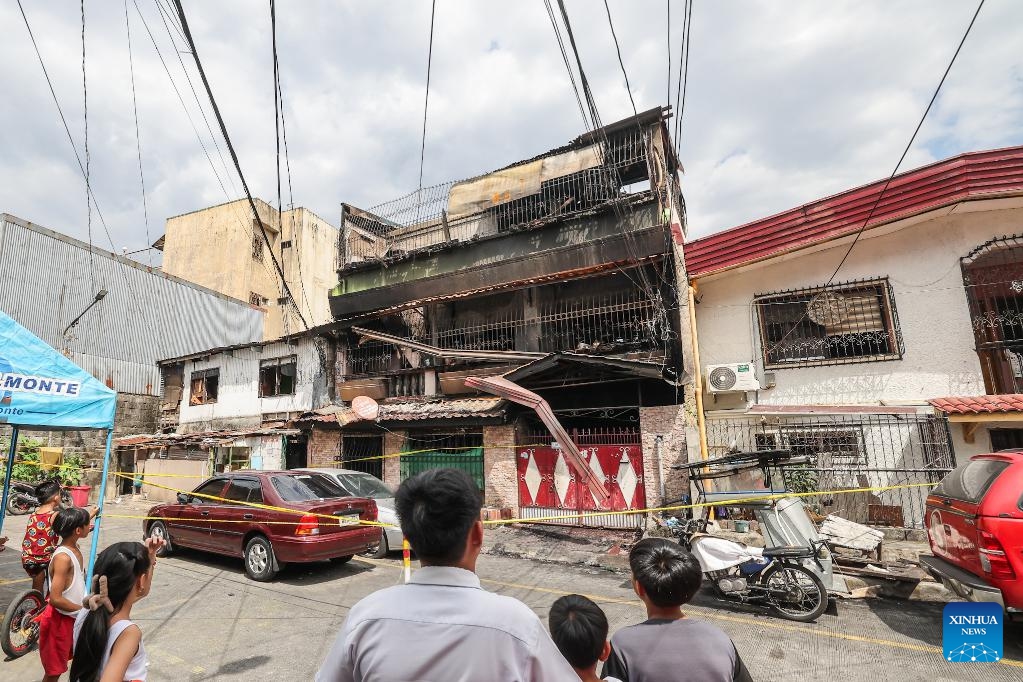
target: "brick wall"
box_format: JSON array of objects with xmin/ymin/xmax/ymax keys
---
[
  {"xmin": 639, "ymin": 405, "xmax": 689, "ymax": 508},
  {"xmin": 382, "ymin": 430, "xmax": 404, "ymax": 489},
  {"xmin": 483, "ymin": 423, "xmax": 517, "ymax": 509},
  {"xmin": 307, "ymin": 425, "xmax": 341, "ymax": 467}
]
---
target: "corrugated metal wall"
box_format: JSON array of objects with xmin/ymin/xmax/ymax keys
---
[{"xmin": 0, "ymin": 215, "xmax": 263, "ymax": 396}]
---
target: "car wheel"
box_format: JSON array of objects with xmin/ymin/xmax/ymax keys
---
[
  {"xmin": 364, "ymin": 533, "xmax": 389, "ymax": 559},
  {"xmin": 147, "ymin": 521, "xmax": 173, "ymax": 557},
  {"xmin": 244, "ymin": 536, "xmax": 280, "ymax": 582},
  {"xmin": 330, "ymin": 555, "xmax": 354, "ymax": 565}
]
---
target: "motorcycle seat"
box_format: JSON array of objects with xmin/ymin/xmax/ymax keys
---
[{"xmin": 763, "ymin": 545, "xmax": 814, "ymax": 558}]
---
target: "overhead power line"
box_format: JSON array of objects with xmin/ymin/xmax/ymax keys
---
[
  {"xmin": 15, "ymin": 0, "xmax": 145, "ymax": 316},
  {"xmin": 417, "ymin": 0, "xmax": 438, "ymax": 207},
  {"xmin": 81, "ymin": 0, "xmax": 95, "ymax": 291},
  {"xmin": 673, "ymin": 0, "xmax": 693, "ymax": 154},
  {"xmin": 172, "ymin": 0, "xmax": 309, "ymax": 330},
  {"xmin": 768, "ymin": 0, "xmax": 986, "ymax": 355},
  {"xmin": 124, "ymin": 0, "xmax": 152, "ymax": 265},
  {"xmin": 602, "ymin": 0, "xmax": 637, "ymax": 116},
  {"xmin": 542, "ymin": 0, "xmax": 589, "ymax": 130}
]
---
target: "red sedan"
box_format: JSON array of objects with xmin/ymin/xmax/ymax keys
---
[{"xmin": 145, "ymin": 470, "xmax": 378, "ymax": 581}]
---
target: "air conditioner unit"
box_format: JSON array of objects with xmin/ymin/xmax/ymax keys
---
[{"xmin": 705, "ymin": 363, "xmax": 761, "ymax": 393}]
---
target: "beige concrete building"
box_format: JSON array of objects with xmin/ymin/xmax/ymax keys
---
[{"xmin": 157, "ymin": 199, "xmax": 339, "ymax": 339}]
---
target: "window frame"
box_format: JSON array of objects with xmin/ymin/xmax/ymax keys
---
[
  {"xmin": 754, "ymin": 277, "xmax": 904, "ymax": 369},
  {"xmin": 252, "ymin": 235, "xmax": 264, "ymax": 262},
  {"xmin": 222, "ymin": 477, "xmax": 264, "ymax": 505},
  {"xmin": 259, "ymin": 355, "xmax": 297, "ymax": 397},
  {"xmin": 189, "ymin": 368, "xmax": 220, "ymax": 405}
]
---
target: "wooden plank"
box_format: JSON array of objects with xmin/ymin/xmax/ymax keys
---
[{"xmin": 819, "ymin": 514, "xmax": 884, "ymax": 551}]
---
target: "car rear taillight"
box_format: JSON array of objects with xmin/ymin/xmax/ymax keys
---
[
  {"xmin": 978, "ymin": 529, "xmax": 1016, "ymax": 580},
  {"xmin": 295, "ymin": 514, "xmax": 320, "ymax": 536},
  {"xmin": 362, "ymin": 499, "xmax": 378, "ymax": 521}
]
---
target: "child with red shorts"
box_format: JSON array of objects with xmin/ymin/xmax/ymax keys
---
[
  {"xmin": 21, "ymin": 480, "xmax": 62, "ymax": 593},
  {"xmin": 38, "ymin": 506, "xmax": 92, "ymax": 682}
]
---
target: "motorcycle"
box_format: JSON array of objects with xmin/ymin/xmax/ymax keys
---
[
  {"xmin": 666, "ymin": 447, "xmax": 837, "ymax": 622},
  {"xmin": 5, "ymin": 479, "xmax": 72, "ymax": 515},
  {"xmin": 664, "ymin": 515, "xmax": 830, "ymax": 622}
]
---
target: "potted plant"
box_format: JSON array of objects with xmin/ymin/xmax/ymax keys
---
[{"xmin": 58, "ymin": 453, "xmax": 91, "ymax": 506}]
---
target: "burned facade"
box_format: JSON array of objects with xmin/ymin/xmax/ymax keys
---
[{"xmin": 319, "ymin": 108, "xmax": 694, "ymax": 525}]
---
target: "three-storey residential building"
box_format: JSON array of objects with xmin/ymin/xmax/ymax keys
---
[{"xmin": 318, "ymin": 107, "xmax": 694, "ymax": 525}]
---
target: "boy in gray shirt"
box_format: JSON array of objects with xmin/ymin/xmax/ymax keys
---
[{"xmin": 602, "ymin": 538, "xmax": 753, "ymax": 682}]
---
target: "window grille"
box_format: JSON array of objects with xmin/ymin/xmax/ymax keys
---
[
  {"xmin": 259, "ymin": 356, "xmax": 296, "ymax": 397},
  {"xmin": 249, "ymin": 292, "xmax": 267, "ymax": 307},
  {"xmin": 252, "ymin": 235, "xmax": 264, "ymax": 261},
  {"xmin": 961, "ymin": 234, "xmax": 1023, "ymax": 393},
  {"xmin": 754, "ymin": 278, "xmax": 903, "ymax": 368},
  {"xmin": 189, "ymin": 368, "xmax": 219, "ymax": 405}
]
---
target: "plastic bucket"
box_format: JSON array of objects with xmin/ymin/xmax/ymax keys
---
[{"xmin": 67, "ymin": 485, "xmax": 91, "ymax": 506}]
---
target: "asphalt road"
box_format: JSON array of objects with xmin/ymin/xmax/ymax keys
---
[{"xmin": 1, "ymin": 507, "xmax": 1021, "ymax": 681}]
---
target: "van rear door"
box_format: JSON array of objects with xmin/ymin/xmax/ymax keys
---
[{"xmin": 927, "ymin": 457, "xmax": 1011, "ymax": 575}]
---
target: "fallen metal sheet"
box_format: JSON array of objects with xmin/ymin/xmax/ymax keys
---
[{"xmin": 464, "ymin": 375, "xmax": 611, "ymax": 506}]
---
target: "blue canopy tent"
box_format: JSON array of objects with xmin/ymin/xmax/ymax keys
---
[{"xmin": 0, "ymin": 310, "xmax": 116, "ymax": 584}]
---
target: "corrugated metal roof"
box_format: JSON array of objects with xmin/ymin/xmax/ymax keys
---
[
  {"xmin": 115, "ymin": 426, "xmax": 299, "ymax": 448},
  {"xmin": 298, "ymin": 397, "xmax": 507, "ymax": 424},
  {"xmin": 929, "ymin": 395, "xmax": 1023, "ymax": 415},
  {"xmin": 0, "ymin": 214, "xmax": 263, "ymax": 395},
  {"xmin": 685, "ymin": 146, "xmax": 1023, "ymax": 278}
]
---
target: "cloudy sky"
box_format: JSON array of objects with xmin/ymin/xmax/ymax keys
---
[{"xmin": 1, "ymin": 0, "xmax": 1020, "ymax": 264}]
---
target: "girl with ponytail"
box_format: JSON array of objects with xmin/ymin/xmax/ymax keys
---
[{"xmin": 70, "ymin": 537, "xmax": 164, "ymax": 682}]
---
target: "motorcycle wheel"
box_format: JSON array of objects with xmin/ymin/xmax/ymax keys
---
[
  {"xmin": 6, "ymin": 494, "xmax": 34, "ymax": 516},
  {"xmin": 763, "ymin": 563, "xmax": 828, "ymax": 623}
]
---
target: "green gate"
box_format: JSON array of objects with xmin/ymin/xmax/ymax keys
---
[{"xmin": 399, "ymin": 433, "xmax": 484, "ymax": 490}]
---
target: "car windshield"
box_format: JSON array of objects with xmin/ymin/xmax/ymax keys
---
[
  {"xmin": 271, "ymin": 473, "xmax": 346, "ymax": 502},
  {"xmin": 334, "ymin": 473, "xmax": 393, "ymax": 499}
]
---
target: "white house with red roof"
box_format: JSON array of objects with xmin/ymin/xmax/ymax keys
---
[{"xmin": 682, "ymin": 146, "xmax": 1023, "ymax": 527}]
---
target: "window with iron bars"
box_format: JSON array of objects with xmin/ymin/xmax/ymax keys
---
[
  {"xmin": 755, "ymin": 278, "xmax": 903, "ymax": 368},
  {"xmin": 252, "ymin": 235, "xmax": 264, "ymax": 262}
]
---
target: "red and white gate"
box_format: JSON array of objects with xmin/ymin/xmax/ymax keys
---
[{"xmin": 516, "ymin": 431, "xmax": 645, "ymax": 529}]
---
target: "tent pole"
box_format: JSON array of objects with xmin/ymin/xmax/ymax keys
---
[
  {"xmin": 85, "ymin": 429, "xmax": 114, "ymax": 585},
  {"xmin": 0, "ymin": 426, "xmax": 20, "ymax": 537}
]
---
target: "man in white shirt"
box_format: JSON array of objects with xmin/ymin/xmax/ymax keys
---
[{"xmin": 316, "ymin": 467, "xmax": 578, "ymax": 682}]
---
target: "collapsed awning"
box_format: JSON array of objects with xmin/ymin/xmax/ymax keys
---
[{"xmin": 464, "ymin": 375, "xmax": 611, "ymax": 506}]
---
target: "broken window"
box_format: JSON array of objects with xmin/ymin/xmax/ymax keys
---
[
  {"xmin": 189, "ymin": 368, "xmax": 219, "ymax": 405},
  {"xmin": 252, "ymin": 235, "xmax": 264, "ymax": 261},
  {"xmin": 755, "ymin": 278, "xmax": 903, "ymax": 368},
  {"xmin": 259, "ymin": 356, "xmax": 297, "ymax": 397}
]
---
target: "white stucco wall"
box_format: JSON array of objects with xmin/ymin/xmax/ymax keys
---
[
  {"xmin": 177, "ymin": 338, "xmax": 324, "ymax": 428},
  {"xmin": 693, "ymin": 202, "xmax": 1023, "ymax": 408}
]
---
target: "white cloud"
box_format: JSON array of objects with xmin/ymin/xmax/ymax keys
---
[{"xmin": 1, "ymin": 0, "xmax": 1020, "ymax": 261}]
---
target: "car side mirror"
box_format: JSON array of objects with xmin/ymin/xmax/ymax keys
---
[{"xmin": 176, "ymin": 493, "xmax": 190, "ymax": 504}]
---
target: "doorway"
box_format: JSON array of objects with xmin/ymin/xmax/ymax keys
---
[{"xmin": 285, "ymin": 436, "xmax": 308, "ymax": 469}]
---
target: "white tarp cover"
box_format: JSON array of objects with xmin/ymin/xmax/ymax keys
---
[
  {"xmin": 689, "ymin": 535, "xmax": 765, "ymax": 572},
  {"xmin": 446, "ymin": 143, "xmax": 604, "ymax": 219}
]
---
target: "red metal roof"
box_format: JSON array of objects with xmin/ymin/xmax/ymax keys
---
[
  {"xmin": 929, "ymin": 395, "xmax": 1023, "ymax": 415},
  {"xmin": 685, "ymin": 146, "xmax": 1023, "ymax": 278}
]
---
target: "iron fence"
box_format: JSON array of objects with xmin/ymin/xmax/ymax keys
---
[
  {"xmin": 701, "ymin": 412, "xmax": 954, "ymax": 528},
  {"xmin": 336, "ymin": 434, "xmax": 384, "ymax": 479}
]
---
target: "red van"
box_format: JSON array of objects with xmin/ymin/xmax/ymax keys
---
[
  {"xmin": 145, "ymin": 470, "xmax": 378, "ymax": 581},
  {"xmin": 920, "ymin": 451, "xmax": 1023, "ymax": 620}
]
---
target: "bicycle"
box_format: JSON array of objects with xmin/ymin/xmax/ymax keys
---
[{"xmin": 1, "ymin": 572, "xmax": 47, "ymax": 658}]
